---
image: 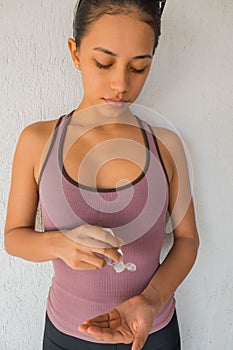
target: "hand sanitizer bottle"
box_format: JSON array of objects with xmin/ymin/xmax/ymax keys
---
[{"xmin": 102, "ymin": 228, "xmax": 137, "ymax": 273}]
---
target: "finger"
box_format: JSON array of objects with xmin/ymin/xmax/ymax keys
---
[
  {"xmin": 83, "ymin": 309, "xmax": 120, "ymax": 330},
  {"xmin": 94, "ymin": 247, "xmax": 123, "ymax": 264},
  {"xmin": 80, "ymin": 256, "xmax": 106, "ymax": 269},
  {"xmin": 83, "ymin": 321, "xmax": 109, "ymax": 328},
  {"xmin": 75, "ymin": 261, "xmax": 102, "ymax": 270},
  {"xmin": 84, "ymin": 313, "xmax": 109, "ymax": 324},
  {"xmin": 85, "ymin": 308, "xmax": 120, "ymax": 325},
  {"xmin": 86, "ymin": 326, "xmax": 120, "ymax": 342},
  {"xmin": 131, "ymin": 329, "xmax": 149, "ymax": 350},
  {"xmin": 94, "ymin": 330, "xmax": 133, "ymax": 344},
  {"xmin": 79, "ymin": 323, "xmax": 108, "ymax": 333},
  {"xmin": 90, "ymin": 227, "xmax": 124, "ymax": 248},
  {"xmin": 71, "ymin": 234, "xmax": 118, "ymax": 249},
  {"xmin": 78, "ymin": 324, "xmax": 89, "ymax": 333},
  {"xmin": 79, "ymin": 324, "xmax": 110, "ymax": 340},
  {"xmin": 77, "ymin": 236, "xmax": 113, "ymax": 249},
  {"xmin": 87, "ymin": 325, "xmax": 103, "ymax": 335},
  {"xmin": 83, "ymin": 325, "xmax": 134, "ymax": 344},
  {"xmin": 91, "ymin": 321, "xmax": 109, "ymax": 327},
  {"xmin": 83, "ymin": 236, "xmax": 123, "ymax": 249},
  {"xmin": 65, "ymin": 226, "xmax": 123, "ymax": 249}
]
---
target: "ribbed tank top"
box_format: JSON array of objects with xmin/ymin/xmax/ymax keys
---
[{"xmin": 38, "ymin": 110, "xmax": 175, "ymax": 343}]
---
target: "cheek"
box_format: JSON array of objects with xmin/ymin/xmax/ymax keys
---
[
  {"xmin": 87, "ymin": 66, "xmax": 108, "ymax": 83},
  {"xmin": 132, "ymin": 75, "xmax": 148, "ymax": 91},
  {"xmin": 82, "ymin": 69, "xmax": 106, "ymax": 91}
]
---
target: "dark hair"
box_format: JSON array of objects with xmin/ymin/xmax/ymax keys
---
[{"xmin": 73, "ymin": 0, "xmax": 167, "ymax": 56}]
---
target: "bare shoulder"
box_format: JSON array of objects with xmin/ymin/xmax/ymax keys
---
[
  {"xmin": 17, "ymin": 118, "xmax": 61, "ymax": 184},
  {"xmin": 150, "ymin": 126, "xmax": 186, "ymax": 182},
  {"xmin": 17, "ymin": 118, "xmax": 59, "ymax": 161},
  {"xmin": 20, "ymin": 118, "xmax": 59, "ymax": 143},
  {"xmin": 151, "ymin": 126, "xmax": 186, "ymax": 158},
  {"xmin": 151, "ymin": 126, "xmax": 183, "ymax": 147}
]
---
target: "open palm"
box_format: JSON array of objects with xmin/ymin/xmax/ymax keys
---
[{"xmin": 79, "ymin": 295, "xmax": 156, "ymax": 350}]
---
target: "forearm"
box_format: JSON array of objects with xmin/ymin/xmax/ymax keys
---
[
  {"xmin": 4, "ymin": 228, "xmax": 62, "ymax": 263},
  {"xmin": 141, "ymin": 236, "xmax": 199, "ymax": 311}
]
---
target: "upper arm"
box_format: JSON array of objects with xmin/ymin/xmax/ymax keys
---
[
  {"xmin": 4, "ymin": 123, "xmax": 41, "ymax": 239},
  {"xmin": 154, "ymin": 127, "xmax": 199, "ymax": 244}
]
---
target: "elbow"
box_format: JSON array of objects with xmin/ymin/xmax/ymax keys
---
[
  {"xmin": 191, "ymin": 233, "xmax": 200, "ymax": 260},
  {"xmin": 4, "ymin": 238, "xmax": 13, "ymax": 256},
  {"xmin": 4, "ymin": 229, "xmax": 17, "ymax": 257},
  {"xmin": 191, "ymin": 233, "xmax": 200, "ymax": 253},
  {"xmin": 4, "ymin": 241, "xmax": 14, "ymax": 256},
  {"xmin": 194, "ymin": 229, "xmax": 200, "ymax": 251},
  {"xmin": 174, "ymin": 230, "xmax": 200, "ymax": 253}
]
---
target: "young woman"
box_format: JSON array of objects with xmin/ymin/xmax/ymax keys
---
[{"xmin": 4, "ymin": 1, "xmax": 199, "ymax": 349}]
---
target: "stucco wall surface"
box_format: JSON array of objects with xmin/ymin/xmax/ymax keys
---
[{"xmin": 0, "ymin": 1, "xmax": 232, "ymax": 349}]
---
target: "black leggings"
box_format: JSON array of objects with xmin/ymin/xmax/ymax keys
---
[{"xmin": 42, "ymin": 311, "xmax": 181, "ymax": 350}]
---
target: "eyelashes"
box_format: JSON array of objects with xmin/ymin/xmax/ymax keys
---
[{"xmin": 95, "ymin": 60, "xmax": 146, "ymax": 74}]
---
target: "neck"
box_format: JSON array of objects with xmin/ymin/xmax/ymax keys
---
[{"xmin": 71, "ymin": 102, "xmax": 138, "ymax": 130}]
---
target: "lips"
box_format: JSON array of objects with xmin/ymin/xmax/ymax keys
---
[{"xmin": 104, "ymin": 98, "xmax": 129, "ymax": 108}]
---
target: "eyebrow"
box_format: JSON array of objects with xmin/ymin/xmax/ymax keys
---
[{"xmin": 92, "ymin": 47, "xmax": 152, "ymax": 60}]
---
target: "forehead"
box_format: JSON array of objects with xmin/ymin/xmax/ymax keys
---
[{"xmin": 80, "ymin": 14, "xmax": 155, "ymax": 56}]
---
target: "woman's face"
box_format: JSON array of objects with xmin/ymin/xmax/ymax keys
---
[{"xmin": 68, "ymin": 13, "xmax": 155, "ymax": 110}]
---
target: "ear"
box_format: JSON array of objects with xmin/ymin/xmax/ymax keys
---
[{"xmin": 68, "ymin": 38, "xmax": 81, "ymax": 69}]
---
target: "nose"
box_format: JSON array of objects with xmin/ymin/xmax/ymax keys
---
[{"xmin": 110, "ymin": 66, "xmax": 130, "ymax": 94}]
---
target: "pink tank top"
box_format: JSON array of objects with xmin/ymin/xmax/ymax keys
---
[{"xmin": 38, "ymin": 110, "xmax": 175, "ymax": 343}]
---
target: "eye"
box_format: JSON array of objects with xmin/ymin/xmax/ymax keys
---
[
  {"xmin": 95, "ymin": 60, "xmax": 112, "ymax": 69},
  {"xmin": 95, "ymin": 60, "xmax": 147, "ymax": 74},
  {"xmin": 130, "ymin": 67, "xmax": 146, "ymax": 74}
]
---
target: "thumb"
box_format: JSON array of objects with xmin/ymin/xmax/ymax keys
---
[{"xmin": 131, "ymin": 326, "xmax": 149, "ymax": 350}]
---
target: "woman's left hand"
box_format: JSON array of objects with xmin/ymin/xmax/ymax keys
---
[{"xmin": 78, "ymin": 295, "xmax": 158, "ymax": 350}]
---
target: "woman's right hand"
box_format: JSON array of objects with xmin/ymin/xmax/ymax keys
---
[{"xmin": 54, "ymin": 224, "xmax": 124, "ymax": 271}]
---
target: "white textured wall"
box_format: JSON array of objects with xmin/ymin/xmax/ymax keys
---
[{"xmin": 1, "ymin": 1, "xmax": 232, "ymax": 349}]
